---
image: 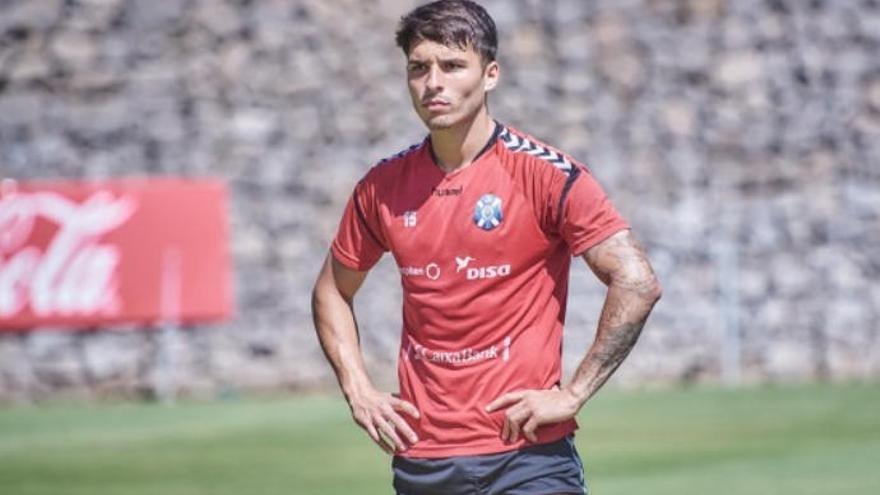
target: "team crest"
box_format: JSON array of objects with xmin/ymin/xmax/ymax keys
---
[{"xmin": 473, "ymin": 194, "xmax": 503, "ymax": 231}]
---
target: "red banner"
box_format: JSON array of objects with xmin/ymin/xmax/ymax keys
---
[{"xmin": 0, "ymin": 178, "xmax": 233, "ymax": 331}]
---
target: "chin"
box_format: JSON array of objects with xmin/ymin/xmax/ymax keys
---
[
  {"xmin": 423, "ymin": 114, "xmax": 461, "ymax": 130},
  {"xmin": 426, "ymin": 121, "xmax": 455, "ymax": 130}
]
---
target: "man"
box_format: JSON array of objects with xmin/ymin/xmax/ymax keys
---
[{"xmin": 311, "ymin": 1, "xmax": 662, "ymax": 493}]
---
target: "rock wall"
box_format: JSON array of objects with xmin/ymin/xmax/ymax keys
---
[{"xmin": 1, "ymin": 0, "xmax": 878, "ymax": 402}]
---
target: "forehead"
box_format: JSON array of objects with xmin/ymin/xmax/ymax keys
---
[{"xmin": 407, "ymin": 39, "xmax": 480, "ymax": 61}]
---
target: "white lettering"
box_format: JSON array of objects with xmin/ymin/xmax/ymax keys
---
[
  {"xmin": 407, "ymin": 336, "xmax": 512, "ymax": 366},
  {"xmin": 403, "ymin": 211, "xmax": 417, "ymax": 228},
  {"xmin": 400, "ymin": 266, "xmax": 424, "ymax": 277},
  {"xmin": 425, "ymin": 263, "xmax": 441, "ymax": 280},
  {"xmin": 0, "ymin": 190, "xmax": 137, "ymax": 318},
  {"xmin": 465, "ymin": 264, "xmax": 511, "ymax": 280},
  {"xmin": 400, "ymin": 262, "xmax": 441, "ymax": 280}
]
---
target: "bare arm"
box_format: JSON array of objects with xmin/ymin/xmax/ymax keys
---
[
  {"xmin": 311, "ymin": 253, "xmax": 419, "ymax": 453},
  {"xmin": 566, "ymin": 228, "xmax": 662, "ymax": 403},
  {"xmin": 486, "ymin": 229, "xmax": 661, "ymax": 443}
]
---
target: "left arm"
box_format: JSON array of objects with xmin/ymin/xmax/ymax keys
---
[{"xmin": 486, "ymin": 229, "xmax": 662, "ymax": 443}]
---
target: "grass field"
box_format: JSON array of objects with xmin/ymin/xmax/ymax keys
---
[{"xmin": 1, "ymin": 383, "xmax": 878, "ymax": 495}]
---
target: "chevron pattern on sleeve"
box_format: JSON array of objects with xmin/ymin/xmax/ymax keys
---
[{"xmin": 499, "ymin": 127, "xmax": 574, "ymax": 175}]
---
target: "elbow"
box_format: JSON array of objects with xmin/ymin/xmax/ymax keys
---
[
  {"xmin": 637, "ymin": 270, "xmax": 662, "ymax": 303},
  {"xmin": 311, "ymin": 276, "xmax": 335, "ymax": 319},
  {"xmin": 310, "ymin": 284, "xmax": 320, "ymax": 306},
  {"xmin": 638, "ymin": 267, "xmax": 663, "ymax": 307},
  {"xmin": 311, "ymin": 275, "xmax": 354, "ymax": 313},
  {"xmin": 647, "ymin": 276, "xmax": 663, "ymax": 304},
  {"xmin": 614, "ymin": 271, "xmax": 662, "ymax": 304},
  {"xmin": 310, "ymin": 285, "xmax": 323, "ymax": 321}
]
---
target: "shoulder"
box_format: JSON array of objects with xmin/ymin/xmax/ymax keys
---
[
  {"xmin": 497, "ymin": 125, "xmax": 585, "ymax": 177},
  {"xmin": 359, "ymin": 140, "xmax": 426, "ymax": 188},
  {"xmin": 363, "ymin": 140, "xmax": 425, "ymax": 179},
  {"xmin": 496, "ymin": 125, "xmax": 588, "ymax": 189},
  {"xmin": 377, "ymin": 139, "xmax": 425, "ymax": 167}
]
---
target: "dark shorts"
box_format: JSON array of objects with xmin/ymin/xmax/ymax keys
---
[{"xmin": 392, "ymin": 435, "xmax": 586, "ymax": 495}]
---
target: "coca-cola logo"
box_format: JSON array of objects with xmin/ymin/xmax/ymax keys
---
[{"xmin": 0, "ymin": 190, "xmax": 137, "ymax": 320}]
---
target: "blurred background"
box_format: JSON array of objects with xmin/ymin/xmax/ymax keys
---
[
  {"xmin": 0, "ymin": 1, "xmax": 878, "ymax": 493},
  {"xmin": 2, "ymin": 0, "xmax": 878, "ymax": 402}
]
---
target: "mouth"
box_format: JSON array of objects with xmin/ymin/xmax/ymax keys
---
[{"xmin": 423, "ymin": 99, "xmax": 450, "ymax": 111}]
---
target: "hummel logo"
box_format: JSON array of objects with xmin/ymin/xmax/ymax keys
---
[
  {"xmin": 455, "ymin": 256, "xmax": 475, "ymax": 272},
  {"xmin": 432, "ymin": 186, "xmax": 463, "ymax": 197}
]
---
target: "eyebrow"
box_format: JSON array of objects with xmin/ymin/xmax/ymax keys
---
[{"xmin": 407, "ymin": 56, "xmax": 470, "ymax": 65}]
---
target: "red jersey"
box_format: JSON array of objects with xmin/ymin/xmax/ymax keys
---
[{"xmin": 332, "ymin": 123, "xmax": 629, "ymax": 458}]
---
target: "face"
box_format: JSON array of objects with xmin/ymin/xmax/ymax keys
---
[{"xmin": 406, "ymin": 40, "xmax": 499, "ymax": 130}]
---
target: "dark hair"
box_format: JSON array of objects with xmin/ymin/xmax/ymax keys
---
[{"xmin": 395, "ymin": 0, "xmax": 498, "ymax": 64}]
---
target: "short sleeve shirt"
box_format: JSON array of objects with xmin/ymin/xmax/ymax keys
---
[{"xmin": 332, "ymin": 123, "xmax": 629, "ymax": 458}]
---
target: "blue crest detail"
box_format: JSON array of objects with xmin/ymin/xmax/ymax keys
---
[{"xmin": 473, "ymin": 194, "xmax": 503, "ymax": 231}]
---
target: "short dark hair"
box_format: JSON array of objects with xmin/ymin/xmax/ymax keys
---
[{"xmin": 395, "ymin": 0, "xmax": 498, "ymax": 64}]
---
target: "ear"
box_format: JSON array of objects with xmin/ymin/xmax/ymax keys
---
[{"xmin": 483, "ymin": 61, "xmax": 500, "ymax": 92}]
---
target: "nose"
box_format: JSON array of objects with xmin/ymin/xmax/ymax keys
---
[{"xmin": 426, "ymin": 65, "xmax": 442, "ymax": 92}]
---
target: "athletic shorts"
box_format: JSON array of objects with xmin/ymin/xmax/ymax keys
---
[{"xmin": 392, "ymin": 434, "xmax": 587, "ymax": 495}]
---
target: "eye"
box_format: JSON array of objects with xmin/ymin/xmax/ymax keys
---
[{"xmin": 407, "ymin": 62, "xmax": 427, "ymax": 72}]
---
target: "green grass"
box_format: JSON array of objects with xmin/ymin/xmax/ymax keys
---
[{"xmin": 1, "ymin": 383, "xmax": 878, "ymax": 494}]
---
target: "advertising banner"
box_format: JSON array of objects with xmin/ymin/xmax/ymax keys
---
[{"xmin": 0, "ymin": 178, "xmax": 233, "ymax": 331}]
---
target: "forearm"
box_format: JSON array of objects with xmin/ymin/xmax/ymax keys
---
[
  {"xmin": 311, "ymin": 286, "xmax": 374, "ymax": 401},
  {"xmin": 312, "ymin": 260, "xmax": 420, "ymax": 453},
  {"xmin": 564, "ymin": 280, "xmax": 660, "ymax": 406},
  {"xmin": 485, "ymin": 274, "xmax": 660, "ymax": 443},
  {"xmin": 565, "ymin": 229, "xmax": 663, "ymax": 407}
]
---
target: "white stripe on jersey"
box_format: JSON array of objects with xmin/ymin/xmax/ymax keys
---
[{"xmin": 499, "ymin": 127, "xmax": 574, "ymax": 175}]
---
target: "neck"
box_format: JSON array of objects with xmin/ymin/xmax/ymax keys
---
[{"xmin": 429, "ymin": 108, "xmax": 495, "ymax": 173}]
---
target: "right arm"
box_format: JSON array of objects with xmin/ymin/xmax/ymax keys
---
[{"xmin": 311, "ymin": 253, "xmax": 419, "ymax": 453}]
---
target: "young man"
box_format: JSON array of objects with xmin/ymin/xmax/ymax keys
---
[{"xmin": 311, "ymin": 1, "xmax": 662, "ymax": 493}]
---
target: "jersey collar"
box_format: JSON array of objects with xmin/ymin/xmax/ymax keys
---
[{"xmin": 426, "ymin": 121, "xmax": 503, "ymax": 174}]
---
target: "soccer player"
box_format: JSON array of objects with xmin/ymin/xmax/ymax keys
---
[{"xmin": 311, "ymin": 1, "xmax": 662, "ymax": 493}]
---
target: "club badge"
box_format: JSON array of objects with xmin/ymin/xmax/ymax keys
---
[{"xmin": 473, "ymin": 194, "xmax": 503, "ymax": 231}]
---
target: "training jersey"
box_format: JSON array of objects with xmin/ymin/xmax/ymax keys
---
[{"xmin": 331, "ymin": 122, "xmax": 629, "ymax": 458}]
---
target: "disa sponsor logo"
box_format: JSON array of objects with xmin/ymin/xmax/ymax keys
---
[
  {"xmin": 455, "ymin": 256, "xmax": 511, "ymax": 280},
  {"xmin": 466, "ymin": 264, "xmax": 511, "ymax": 280}
]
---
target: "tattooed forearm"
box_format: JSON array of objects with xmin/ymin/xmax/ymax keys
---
[{"xmin": 566, "ymin": 230, "xmax": 662, "ymax": 406}]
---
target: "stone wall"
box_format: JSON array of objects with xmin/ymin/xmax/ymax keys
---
[{"xmin": 1, "ymin": 0, "xmax": 878, "ymax": 402}]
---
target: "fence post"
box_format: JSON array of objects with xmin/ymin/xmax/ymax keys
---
[{"xmin": 155, "ymin": 247, "xmax": 182, "ymax": 404}]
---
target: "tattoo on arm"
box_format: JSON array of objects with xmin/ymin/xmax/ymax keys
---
[{"xmin": 567, "ymin": 230, "xmax": 662, "ymax": 405}]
